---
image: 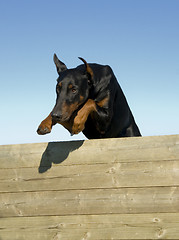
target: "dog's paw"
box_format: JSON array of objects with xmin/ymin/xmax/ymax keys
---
[
  {"xmin": 37, "ymin": 122, "xmax": 51, "ymax": 135},
  {"xmin": 72, "ymin": 116, "xmax": 85, "ymax": 134}
]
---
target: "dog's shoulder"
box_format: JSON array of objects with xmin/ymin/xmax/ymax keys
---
[{"xmin": 76, "ymin": 62, "xmax": 117, "ymax": 104}]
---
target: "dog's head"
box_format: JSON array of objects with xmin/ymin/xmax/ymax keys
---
[{"xmin": 51, "ymin": 54, "xmax": 93, "ymax": 122}]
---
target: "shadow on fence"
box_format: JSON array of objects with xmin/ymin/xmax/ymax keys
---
[{"xmin": 38, "ymin": 140, "xmax": 84, "ymax": 173}]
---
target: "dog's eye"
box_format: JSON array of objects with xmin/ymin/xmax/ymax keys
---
[{"xmin": 71, "ymin": 88, "xmax": 77, "ymax": 93}]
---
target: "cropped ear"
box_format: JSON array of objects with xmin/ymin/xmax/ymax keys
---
[
  {"xmin": 78, "ymin": 57, "xmax": 93, "ymax": 84},
  {"xmin": 53, "ymin": 53, "xmax": 67, "ymax": 75}
]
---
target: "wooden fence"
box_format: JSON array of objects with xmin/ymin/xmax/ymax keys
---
[{"xmin": 0, "ymin": 135, "xmax": 179, "ymax": 239}]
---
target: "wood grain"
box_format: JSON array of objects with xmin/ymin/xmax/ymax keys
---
[
  {"xmin": 0, "ymin": 135, "xmax": 179, "ymax": 239},
  {"xmin": 0, "ymin": 160, "xmax": 179, "ymax": 193},
  {"xmin": 1, "ymin": 213, "xmax": 179, "ymax": 240},
  {"xmin": 1, "ymin": 187, "xmax": 179, "ymax": 217}
]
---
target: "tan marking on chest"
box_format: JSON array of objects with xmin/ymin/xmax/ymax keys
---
[{"xmin": 97, "ymin": 96, "xmax": 109, "ymax": 107}]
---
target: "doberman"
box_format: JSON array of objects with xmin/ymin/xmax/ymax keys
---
[{"xmin": 37, "ymin": 54, "xmax": 141, "ymax": 139}]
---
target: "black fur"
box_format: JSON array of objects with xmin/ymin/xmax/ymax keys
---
[{"xmin": 37, "ymin": 54, "xmax": 141, "ymax": 139}]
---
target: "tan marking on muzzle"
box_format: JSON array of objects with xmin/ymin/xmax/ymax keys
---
[{"xmin": 62, "ymin": 102, "xmax": 79, "ymax": 120}]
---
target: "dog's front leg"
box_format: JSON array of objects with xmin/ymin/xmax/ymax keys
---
[
  {"xmin": 72, "ymin": 99, "xmax": 96, "ymax": 134},
  {"xmin": 37, "ymin": 112, "xmax": 56, "ymax": 135},
  {"xmin": 37, "ymin": 112, "xmax": 76, "ymax": 135}
]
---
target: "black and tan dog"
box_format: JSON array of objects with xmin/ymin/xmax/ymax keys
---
[{"xmin": 37, "ymin": 54, "xmax": 141, "ymax": 138}]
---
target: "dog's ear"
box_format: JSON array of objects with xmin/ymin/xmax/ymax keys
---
[
  {"xmin": 78, "ymin": 57, "xmax": 93, "ymax": 85},
  {"xmin": 53, "ymin": 54, "xmax": 67, "ymax": 75}
]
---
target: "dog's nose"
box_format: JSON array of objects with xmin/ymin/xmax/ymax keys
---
[{"xmin": 51, "ymin": 112, "xmax": 62, "ymax": 120}]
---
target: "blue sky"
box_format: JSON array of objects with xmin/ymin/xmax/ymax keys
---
[{"xmin": 0, "ymin": 0, "xmax": 179, "ymax": 145}]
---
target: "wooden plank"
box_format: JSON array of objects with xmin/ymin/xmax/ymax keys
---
[
  {"xmin": 0, "ymin": 160, "xmax": 179, "ymax": 193},
  {"xmin": 0, "ymin": 135, "xmax": 179, "ymax": 169},
  {"xmin": 0, "ymin": 187, "xmax": 179, "ymax": 217},
  {"xmin": 1, "ymin": 213, "xmax": 179, "ymax": 239},
  {"xmin": 0, "ymin": 135, "xmax": 179, "ymax": 239}
]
